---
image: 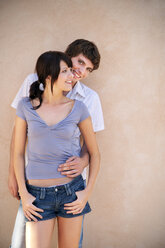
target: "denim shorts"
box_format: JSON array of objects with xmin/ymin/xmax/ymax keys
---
[{"xmin": 25, "ymin": 175, "xmax": 91, "ymax": 222}]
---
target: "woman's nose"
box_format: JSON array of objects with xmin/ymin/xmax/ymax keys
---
[{"xmin": 69, "ymin": 70, "xmax": 74, "ymax": 79}]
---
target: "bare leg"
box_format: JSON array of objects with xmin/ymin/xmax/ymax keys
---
[
  {"xmin": 26, "ymin": 218, "xmax": 55, "ymax": 248},
  {"xmin": 57, "ymin": 216, "xmax": 83, "ymax": 248}
]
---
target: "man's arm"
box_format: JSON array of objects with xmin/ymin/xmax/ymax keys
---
[{"xmin": 8, "ymin": 125, "xmax": 20, "ymax": 199}]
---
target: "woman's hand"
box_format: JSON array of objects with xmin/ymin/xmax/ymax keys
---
[
  {"xmin": 21, "ymin": 192, "xmax": 44, "ymax": 222},
  {"xmin": 64, "ymin": 190, "xmax": 89, "ymax": 215}
]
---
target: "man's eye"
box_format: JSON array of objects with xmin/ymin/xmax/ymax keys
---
[
  {"xmin": 87, "ymin": 69, "xmax": 92, "ymax": 73},
  {"xmin": 78, "ymin": 60, "xmax": 84, "ymax": 65}
]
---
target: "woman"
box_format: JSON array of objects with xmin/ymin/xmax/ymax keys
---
[{"xmin": 14, "ymin": 51, "xmax": 100, "ymax": 248}]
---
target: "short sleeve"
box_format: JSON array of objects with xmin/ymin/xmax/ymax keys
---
[
  {"xmin": 79, "ymin": 101, "xmax": 90, "ymax": 123},
  {"xmin": 90, "ymin": 93, "xmax": 104, "ymax": 132},
  {"xmin": 16, "ymin": 99, "xmax": 26, "ymax": 120},
  {"xmin": 85, "ymin": 92, "xmax": 104, "ymax": 132}
]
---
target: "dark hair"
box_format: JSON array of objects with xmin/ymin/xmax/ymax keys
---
[
  {"xmin": 29, "ymin": 51, "xmax": 72, "ymax": 109},
  {"xmin": 65, "ymin": 39, "xmax": 100, "ymax": 70}
]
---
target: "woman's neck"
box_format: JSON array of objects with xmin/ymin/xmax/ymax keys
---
[{"xmin": 42, "ymin": 86, "xmax": 65, "ymax": 105}]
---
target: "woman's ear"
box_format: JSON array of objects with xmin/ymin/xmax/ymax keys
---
[{"xmin": 45, "ymin": 75, "xmax": 51, "ymax": 84}]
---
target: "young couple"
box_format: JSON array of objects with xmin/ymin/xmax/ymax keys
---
[{"xmin": 8, "ymin": 39, "xmax": 104, "ymax": 248}]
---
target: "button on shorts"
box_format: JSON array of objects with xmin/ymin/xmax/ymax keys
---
[{"xmin": 25, "ymin": 175, "xmax": 91, "ymax": 222}]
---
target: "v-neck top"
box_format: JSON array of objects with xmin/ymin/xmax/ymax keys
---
[{"xmin": 16, "ymin": 97, "xmax": 90, "ymax": 180}]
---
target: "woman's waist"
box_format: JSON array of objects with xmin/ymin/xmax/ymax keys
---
[
  {"xmin": 26, "ymin": 175, "xmax": 83, "ymax": 193},
  {"xmin": 27, "ymin": 152, "xmax": 80, "ymax": 164},
  {"xmin": 26, "ymin": 161, "xmax": 69, "ymax": 181},
  {"xmin": 27, "ymin": 177, "xmax": 73, "ymax": 187},
  {"xmin": 27, "ymin": 156, "xmax": 70, "ymax": 164}
]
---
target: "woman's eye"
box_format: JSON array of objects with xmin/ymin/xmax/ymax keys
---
[{"xmin": 62, "ymin": 70, "xmax": 67, "ymax": 73}]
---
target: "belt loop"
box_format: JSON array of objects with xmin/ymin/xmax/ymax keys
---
[
  {"xmin": 64, "ymin": 184, "xmax": 72, "ymax": 196},
  {"xmin": 40, "ymin": 188, "xmax": 46, "ymax": 199}
]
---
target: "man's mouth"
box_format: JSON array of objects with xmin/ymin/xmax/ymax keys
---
[{"xmin": 73, "ymin": 70, "xmax": 81, "ymax": 79}]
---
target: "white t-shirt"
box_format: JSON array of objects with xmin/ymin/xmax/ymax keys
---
[{"xmin": 11, "ymin": 73, "xmax": 104, "ymax": 179}]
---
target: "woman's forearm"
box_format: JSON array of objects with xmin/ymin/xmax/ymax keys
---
[
  {"xmin": 80, "ymin": 142, "xmax": 89, "ymax": 168},
  {"xmin": 85, "ymin": 152, "xmax": 100, "ymax": 196}
]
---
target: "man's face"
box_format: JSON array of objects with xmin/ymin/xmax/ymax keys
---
[{"xmin": 71, "ymin": 53, "xmax": 94, "ymax": 86}]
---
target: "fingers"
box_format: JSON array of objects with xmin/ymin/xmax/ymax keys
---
[
  {"xmin": 28, "ymin": 208, "xmax": 43, "ymax": 219},
  {"xmin": 58, "ymin": 162, "xmax": 77, "ymax": 171},
  {"xmin": 61, "ymin": 169, "xmax": 77, "ymax": 175},
  {"xmin": 13, "ymin": 191, "xmax": 20, "ymax": 200},
  {"xmin": 64, "ymin": 201, "xmax": 83, "ymax": 214},
  {"xmin": 66, "ymin": 156, "xmax": 77, "ymax": 162},
  {"xmin": 24, "ymin": 205, "xmax": 43, "ymax": 222},
  {"xmin": 24, "ymin": 211, "xmax": 32, "ymax": 221},
  {"xmin": 9, "ymin": 188, "xmax": 20, "ymax": 200},
  {"xmin": 64, "ymin": 199, "xmax": 78, "ymax": 207},
  {"xmin": 66, "ymin": 207, "xmax": 83, "ymax": 215},
  {"xmin": 15, "ymin": 194, "xmax": 21, "ymax": 200},
  {"xmin": 65, "ymin": 172, "xmax": 81, "ymax": 178},
  {"xmin": 24, "ymin": 210, "xmax": 38, "ymax": 222},
  {"xmin": 31, "ymin": 204, "xmax": 44, "ymax": 213}
]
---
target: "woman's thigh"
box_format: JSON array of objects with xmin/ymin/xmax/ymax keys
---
[
  {"xmin": 57, "ymin": 216, "xmax": 83, "ymax": 248},
  {"xmin": 26, "ymin": 218, "xmax": 55, "ymax": 248}
]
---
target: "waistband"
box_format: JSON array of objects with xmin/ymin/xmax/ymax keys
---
[{"xmin": 26, "ymin": 175, "xmax": 83, "ymax": 194}]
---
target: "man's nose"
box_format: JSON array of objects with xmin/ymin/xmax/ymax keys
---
[{"xmin": 79, "ymin": 67, "xmax": 86, "ymax": 76}]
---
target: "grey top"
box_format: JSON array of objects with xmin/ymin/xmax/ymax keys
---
[{"xmin": 16, "ymin": 97, "xmax": 90, "ymax": 180}]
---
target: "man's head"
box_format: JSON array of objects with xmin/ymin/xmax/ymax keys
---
[{"xmin": 65, "ymin": 39, "xmax": 101, "ymax": 84}]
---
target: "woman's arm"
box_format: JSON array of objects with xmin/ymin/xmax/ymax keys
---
[
  {"xmin": 64, "ymin": 116, "xmax": 100, "ymax": 214},
  {"xmin": 79, "ymin": 117, "xmax": 100, "ymax": 194},
  {"xmin": 14, "ymin": 116, "xmax": 43, "ymax": 221}
]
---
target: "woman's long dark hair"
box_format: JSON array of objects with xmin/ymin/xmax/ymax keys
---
[{"xmin": 29, "ymin": 51, "xmax": 72, "ymax": 109}]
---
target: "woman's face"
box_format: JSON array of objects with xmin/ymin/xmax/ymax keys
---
[{"xmin": 55, "ymin": 60, "xmax": 73, "ymax": 92}]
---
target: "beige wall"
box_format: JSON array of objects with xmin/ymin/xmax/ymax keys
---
[{"xmin": 0, "ymin": 0, "xmax": 165, "ymax": 247}]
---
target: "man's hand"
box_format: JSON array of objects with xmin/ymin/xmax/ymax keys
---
[
  {"xmin": 8, "ymin": 171, "xmax": 20, "ymax": 200},
  {"xmin": 58, "ymin": 156, "xmax": 88, "ymax": 178}
]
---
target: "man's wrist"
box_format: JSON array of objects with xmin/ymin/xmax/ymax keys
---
[{"xmin": 9, "ymin": 165, "xmax": 16, "ymax": 177}]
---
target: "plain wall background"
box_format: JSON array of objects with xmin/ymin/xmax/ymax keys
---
[{"xmin": 0, "ymin": 0, "xmax": 165, "ymax": 247}]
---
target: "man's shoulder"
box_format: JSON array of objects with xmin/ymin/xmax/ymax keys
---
[
  {"xmin": 24, "ymin": 73, "xmax": 38, "ymax": 83},
  {"xmin": 80, "ymin": 82, "xmax": 99, "ymax": 99}
]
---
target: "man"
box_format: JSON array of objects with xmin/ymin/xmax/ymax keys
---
[{"xmin": 8, "ymin": 39, "xmax": 104, "ymax": 248}]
